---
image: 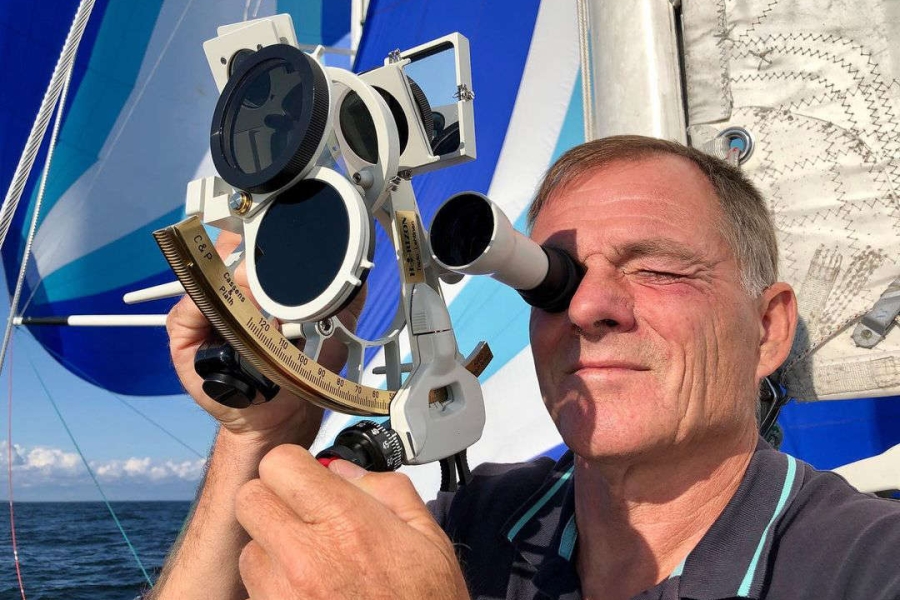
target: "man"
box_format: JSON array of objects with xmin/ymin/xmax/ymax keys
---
[{"xmin": 150, "ymin": 136, "xmax": 900, "ymax": 600}]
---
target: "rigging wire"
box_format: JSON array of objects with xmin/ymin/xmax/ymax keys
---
[
  {"xmin": 0, "ymin": 29, "xmax": 76, "ymax": 393},
  {"xmin": 112, "ymin": 394, "xmax": 206, "ymax": 459},
  {"xmin": 9, "ymin": 335, "xmax": 208, "ymax": 465},
  {"xmin": 1, "ymin": 0, "xmax": 206, "ymax": 478},
  {"xmin": 1, "ymin": 26, "xmax": 79, "ymax": 600},
  {"xmin": 576, "ymin": 0, "xmax": 594, "ymax": 142},
  {"xmin": 26, "ymin": 355, "xmax": 154, "ymax": 588},
  {"xmin": 6, "ymin": 341, "xmax": 27, "ymax": 600},
  {"xmin": 30, "ymin": 346, "xmax": 208, "ymax": 460},
  {"xmin": 0, "ymin": 0, "xmax": 96, "ymax": 255}
]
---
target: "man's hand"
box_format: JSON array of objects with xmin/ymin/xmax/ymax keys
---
[
  {"xmin": 153, "ymin": 229, "xmax": 371, "ymax": 600},
  {"xmin": 166, "ymin": 229, "xmax": 366, "ymax": 445},
  {"xmin": 235, "ymin": 445, "xmax": 470, "ymax": 599}
]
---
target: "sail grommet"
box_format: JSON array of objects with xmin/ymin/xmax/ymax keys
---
[{"xmin": 716, "ymin": 126, "xmax": 755, "ymax": 165}]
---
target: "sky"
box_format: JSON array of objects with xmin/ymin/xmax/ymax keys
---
[
  {"xmin": 0, "ymin": 287, "xmax": 217, "ymax": 502},
  {"xmin": 0, "ymin": 336, "xmax": 217, "ymax": 502}
]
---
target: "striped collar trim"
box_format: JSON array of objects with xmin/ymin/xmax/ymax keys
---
[
  {"xmin": 501, "ymin": 450, "xmax": 581, "ymax": 598},
  {"xmin": 501, "ymin": 450, "xmax": 577, "ymax": 561},
  {"xmin": 505, "ymin": 463, "xmax": 574, "ymax": 542},
  {"xmin": 498, "ymin": 440, "xmax": 803, "ymax": 600},
  {"xmin": 677, "ymin": 441, "xmax": 803, "ymax": 600}
]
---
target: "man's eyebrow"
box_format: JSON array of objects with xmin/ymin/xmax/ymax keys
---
[{"xmin": 614, "ymin": 239, "xmax": 711, "ymax": 266}]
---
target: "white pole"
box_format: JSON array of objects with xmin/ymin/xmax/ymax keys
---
[
  {"xmin": 14, "ymin": 315, "xmax": 167, "ymax": 327},
  {"xmin": 587, "ymin": 0, "xmax": 686, "ymax": 142},
  {"xmin": 14, "ymin": 316, "xmax": 305, "ymax": 339},
  {"xmin": 123, "ymin": 281, "xmax": 185, "ymax": 304}
]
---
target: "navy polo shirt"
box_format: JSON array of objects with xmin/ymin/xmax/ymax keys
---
[{"xmin": 429, "ymin": 439, "xmax": 900, "ymax": 599}]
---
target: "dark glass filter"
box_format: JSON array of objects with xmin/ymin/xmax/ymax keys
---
[
  {"xmin": 430, "ymin": 194, "xmax": 494, "ymax": 267},
  {"xmin": 339, "ymin": 91, "xmax": 378, "ymax": 164},
  {"xmin": 255, "ymin": 180, "xmax": 350, "ymax": 307},
  {"xmin": 212, "ymin": 45, "xmax": 329, "ymax": 194},
  {"xmin": 229, "ymin": 60, "xmax": 306, "ymax": 175}
]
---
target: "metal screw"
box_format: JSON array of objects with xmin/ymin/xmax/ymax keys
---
[
  {"xmin": 316, "ymin": 319, "xmax": 334, "ymax": 337},
  {"xmin": 229, "ymin": 191, "xmax": 252, "ymax": 215},
  {"xmin": 861, "ymin": 328, "xmax": 873, "ymax": 339},
  {"xmin": 387, "ymin": 49, "xmax": 402, "ymax": 63}
]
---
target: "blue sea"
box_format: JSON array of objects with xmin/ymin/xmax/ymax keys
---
[{"xmin": 0, "ymin": 501, "xmax": 192, "ymax": 600}]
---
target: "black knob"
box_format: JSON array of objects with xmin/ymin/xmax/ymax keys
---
[
  {"xmin": 194, "ymin": 339, "xmax": 280, "ymax": 408},
  {"xmin": 316, "ymin": 420, "xmax": 404, "ymax": 472},
  {"xmin": 201, "ymin": 373, "xmax": 255, "ymax": 408}
]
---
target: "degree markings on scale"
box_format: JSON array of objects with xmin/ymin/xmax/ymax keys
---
[
  {"xmin": 154, "ymin": 216, "xmax": 394, "ymax": 415},
  {"xmin": 155, "ymin": 216, "xmax": 492, "ymax": 415}
]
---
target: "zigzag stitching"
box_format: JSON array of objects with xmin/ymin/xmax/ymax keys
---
[
  {"xmin": 784, "ymin": 85, "xmax": 841, "ymax": 111},
  {"xmin": 727, "ymin": 27, "xmax": 900, "ymax": 134},
  {"xmin": 747, "ymin": 114, "xmax": 805, "ymax": 276},
  {"xmin": 731, "ymin": 70, "xmax": 838, "ymax": 108},
  {"xmin": 732, "ymin": 0, "xmax": 780, "ymax": 48},
  {"xmin": 729, "ymin": 71, "xmax": 841, "ymax": 112},
  {"xmin": 732, "ymin": 70, "xmax": 822, "ymax": 83},
  {"xmin": 816, "ymin": 247, "xmax": 886, "ymax": 334},
  {"xmin": 731, "ymin": 37, "xmax": 900, "ymax": 171},
  {"xmin": 747, "ymin": 115, "xmax": 895, "ymax": 277},
  {"xmin": 713, "ymin": 0, "xmax": 734, "ymax": 113},
  {"xmin": 733, "ymin": 35, "xmax": 897, "ymax": 126}
]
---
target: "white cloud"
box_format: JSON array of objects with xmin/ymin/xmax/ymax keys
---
[
  {"xmin": 0, "ymin": 440, "xmax": 206, "ymax": 487},
  {"xmin": 96, "ymin": 456, "xmax": 206, "ymax": 481},
  {"xmin": 24, "ymin": 446, "xmax": 81, "ymax": 473}
]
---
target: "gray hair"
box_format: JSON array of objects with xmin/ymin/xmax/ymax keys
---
[{"xmin": 527, "ymin": 135, "xmax": 778, "ymax": 296}]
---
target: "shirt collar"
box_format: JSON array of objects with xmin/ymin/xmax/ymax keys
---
[
  {"xmin": 501, "ymin": 450, "xmax": 581, "ymax": 597},
  {"xmin": 678, "ymin": 438, "xmax": 802, "ymax": 599},
  {"xmin": 499, "ymin": 438, "xmax": 802, "ymax": 600}
]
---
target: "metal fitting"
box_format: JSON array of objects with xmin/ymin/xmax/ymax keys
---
[
  {"xmin": 229, "ymin": 191, "xmax": 252, "ymax": 215},
  {"xmin": 316, "ymin": 318, "xmax": 334, "ymax": 337},
  {"xmin": 716, "ymin": 127, "xmax": 755, "ymax": 164},
  {"xmin": 454, "ymin": 84, "xmax": 475, "ymax": 102}
]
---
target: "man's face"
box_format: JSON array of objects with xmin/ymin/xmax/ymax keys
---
[{"xmin": 529, "ymin": 155, "xmax": 764, "ymax": 461}]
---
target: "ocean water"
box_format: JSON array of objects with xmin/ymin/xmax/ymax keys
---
[{"xmin": 0, "ymin": 501, "xmax": 192, "ymax": 600}]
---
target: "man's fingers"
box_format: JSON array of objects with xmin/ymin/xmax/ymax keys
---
[
  {"xmin": 166, "ymin": 293, "xmax": 211, "ymax": 345},
  {"xmin": 259, "ymin": 448, "xmax": 437, "ymax": 537},
  {"xmin": 215, "ymin": 229, "xmax": 242, "ymax": 257},
  {"xmin": 328, "ymin": 460, "xmax": 443, "ymax": 537},
  {"xmin": 257, "ymin": 444, "xmax": 372, "ymax": 525},
  {"xmin": 238, "ymin": 447, "xmax": 468, "ymax": 599},
  {"xmin": 235, "ymin": 478, "xmax": 314, "ymax": 569},
  {"xmin": 233, "ymin": 256, "xmax": 249, "ymax": 289},
  {"xmin": 239, "ymin": 540, "xmax": 277, "ymax": 599}
]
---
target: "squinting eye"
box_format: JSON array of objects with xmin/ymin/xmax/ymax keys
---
[{"xmin": 637, "ymin": 270, "xmax": 683, "ymax": 282}]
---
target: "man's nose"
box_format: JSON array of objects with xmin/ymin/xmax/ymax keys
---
[{"xmin": 566, "ymin": 266, "xmax": 636, "ymax": 336}]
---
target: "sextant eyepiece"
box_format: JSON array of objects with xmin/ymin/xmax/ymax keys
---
[{"xmin": 430, "ymin": 192, "xmax": 583, "ymax": 312}]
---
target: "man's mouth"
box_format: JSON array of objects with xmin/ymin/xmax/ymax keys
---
[{"xmin": 568, "ymin": 361, "xmax": 650, "ymax": 374}]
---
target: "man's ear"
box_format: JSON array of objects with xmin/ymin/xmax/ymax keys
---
[{"xmin": 756, "ymin": 282, "xmax": 798, "ymax": 379}]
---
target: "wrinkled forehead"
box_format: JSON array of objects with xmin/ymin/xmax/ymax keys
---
[{"xmin": 532, "ymin": 155, "xmax": 727, "ymax": 236}]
